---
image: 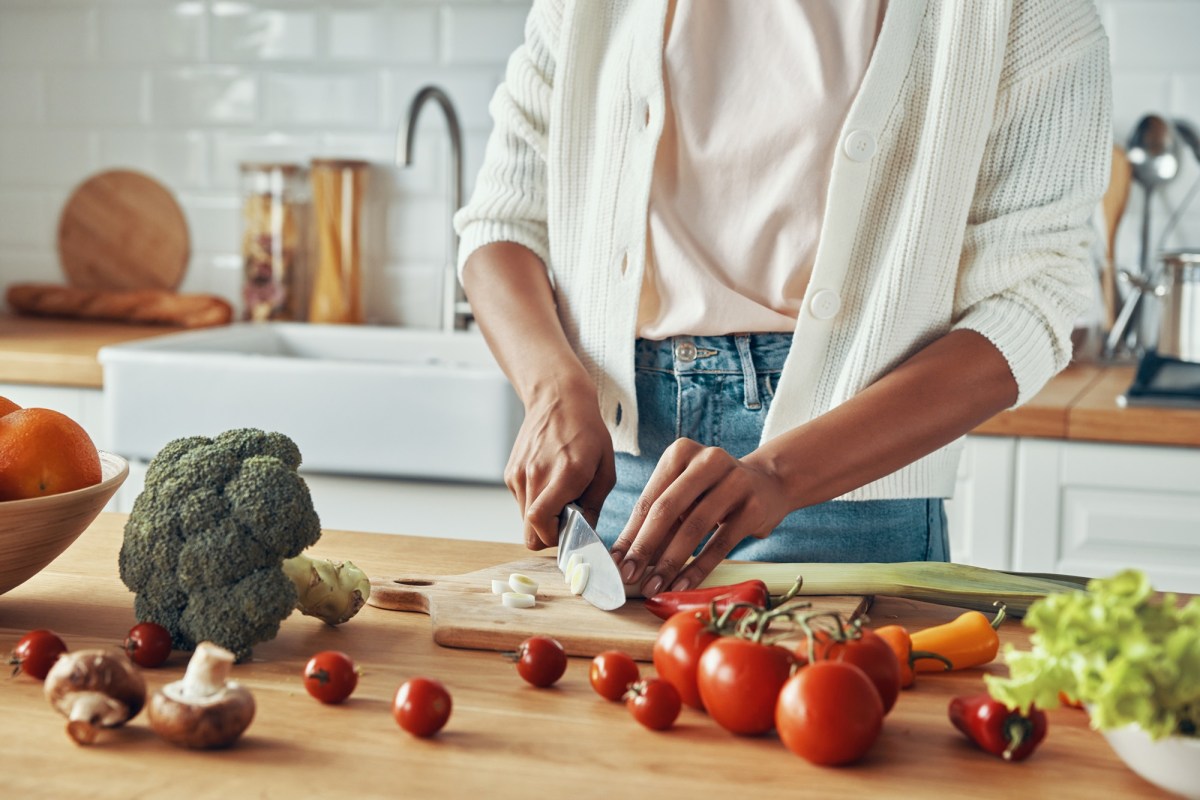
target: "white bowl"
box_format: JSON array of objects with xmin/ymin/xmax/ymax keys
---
[
  {"xmin": 1102, "ymin": 724, "xmax": 1200, "ymax": 799},
  {"xmin": 0, "ymin": 451, "xmax": 128, "ymax": 595}
]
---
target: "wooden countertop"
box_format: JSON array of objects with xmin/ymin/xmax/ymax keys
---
[
  {"xmin": 974, "ymin": 363, "xmax": 1200, "ymax": 448},
  {"xmin": 0, "ymin": 312, "xmax": 1194, "ymax": 447},
  {"xmin": 0, "ymin": 313, "xmax": 184, "ymax": 388},
  {"xmin": 0, "ymin": 514, "xmax": 1172, "ymax": 799}
]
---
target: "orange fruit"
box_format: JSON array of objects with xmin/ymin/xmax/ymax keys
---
[
  {"xmin": 0, "ymin": 408, "xmax": 102, "ymax": 501},
  {"xmin": 0, "ymin": 396, "xmax": 20, "ymax": 417}
]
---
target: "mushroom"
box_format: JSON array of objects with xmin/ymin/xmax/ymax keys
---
[
  {"xmin": 44, "ymin": 648, "xmax": 147, "ymax": 745},
  {"xmin": 148, "ymin": 641, "xmax": 255, "ymax": 749}
]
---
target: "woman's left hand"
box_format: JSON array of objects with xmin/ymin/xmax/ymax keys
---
[{"xmin": 609, "ymin": 438, "xmax": 793, "ymax": 597}]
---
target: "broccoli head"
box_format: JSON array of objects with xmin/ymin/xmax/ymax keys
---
[{"xmin": 118, "ymin": 428, "xmax": 369, "ymax": 660}]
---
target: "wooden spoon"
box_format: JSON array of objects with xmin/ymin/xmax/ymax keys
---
[{"xmin": 1101, "ymin": 145, "xmax": 1133, "ymax": 330}]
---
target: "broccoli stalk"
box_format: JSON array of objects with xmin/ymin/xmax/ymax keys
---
[
  {"xmin": 282, "ymin": 554, "xmax": 370, "ymax": 625},
  {"xmin": 117, "ymin": 429, "xmax": 372, "ymax": 661}
]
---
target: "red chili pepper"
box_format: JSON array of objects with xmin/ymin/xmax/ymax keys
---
[
  {"xmin": 949, "ymin": 693, "xmax": 1048, "ymax": 762},
  {"xmin": 643, "ymin": 579, "xmax": 770, "ymax": 621}
]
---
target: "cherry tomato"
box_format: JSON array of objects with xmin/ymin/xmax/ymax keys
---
[
  {"xmin": 625, "ymin": 678, "xmax": 682, "ymax": 731},
  {"xmin": 513, "ymin": 636, "xmax": 567, "ymax": 688},
  {"xmin": 696, "ymin": 637, "xmax": 794, "ymax": 735},
  {"xmin": 776, "ymin": 661, "xmax": 884, "ymax": 766},
  {"xmin": 393, "ymin": 677, "xmax": 452, "ymax": 738},
  {"xmin": 9, "ymin": 629, "xmax": 67, "ymax": 680},
  {"xmin": 652, "ymin": 610, "xmax": 721, "ymax": 710},
  {"xmin": 304, "ymin": 650, "xmax": 359, "ymax": 704},
  {"xmin": 800, "ymin": 628, "xmax": 901, "ymax": 715},
  {"xmin": 590, "ymin": 650, "xmax": 640, "ymax": 701},
  {"xmin": 123, "ymin": 621, "xmax": 173, "ymax": 668}
]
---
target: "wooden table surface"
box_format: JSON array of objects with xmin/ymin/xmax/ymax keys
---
[{"xmin": 0, "ymin": 514, "xmax": 1171, "ymax": 799}]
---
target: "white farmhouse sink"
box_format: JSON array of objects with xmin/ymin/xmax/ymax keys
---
[{"xmin": 98, "ymin": 323, "xmax": 522, "ymax": 483}]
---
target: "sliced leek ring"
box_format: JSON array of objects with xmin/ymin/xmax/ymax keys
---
[
  {"xmin": 502, "ymin": 591, "xmax": 536, "ymax": 609},
  {"xmin": 491, "ymin": 579, "xmax": 509, "ymax": 594},
  {"xmin": 568, "ymin": 562, "xmax": 591, "ymax": 596},
  {"xmin": 509, "ymin": 573, "xmax": 538, "ymax": 596},
  {"xmin": 564, "ymin": 552, "xmax": 584, "ymax": 583}
]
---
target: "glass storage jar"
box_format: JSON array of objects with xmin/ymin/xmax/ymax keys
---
[
  {"xmin": 308, "ymin": 159, "xmax": 370, "ymax": 324},
  {"xmin": 239, "ymin": 162, "xmax": 307, "ymax": 322}
]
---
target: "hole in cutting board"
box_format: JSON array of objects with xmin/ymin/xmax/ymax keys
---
[{"xmin": 393, "ymin": 579, "xmax": 433, "ymax": 586}]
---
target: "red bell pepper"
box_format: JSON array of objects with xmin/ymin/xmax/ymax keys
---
[
  {"xmin": 949, "ymin": 693, "xmax": 1048, "ymax": 762},
  {"xmin": 643, "ymin": 579, "xmax": 770, "ymax": 621}
]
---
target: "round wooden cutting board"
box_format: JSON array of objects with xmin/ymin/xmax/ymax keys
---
[{"xmin": 56, "ymin": 169, "xmax": 189, "ymax": 291}]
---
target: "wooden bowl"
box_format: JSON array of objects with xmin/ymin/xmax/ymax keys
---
[{"xmin": 0, "ymin": 451, "xmax": 128, "ymax": 595}]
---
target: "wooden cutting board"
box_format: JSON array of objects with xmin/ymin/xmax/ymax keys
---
[
  {"xmin": 368, "ymin": 556, "xmax": 869, "ymax": 661},
  {"xmin": 56, "ymin": 169, "xmax": 189, "ymax": 291}
]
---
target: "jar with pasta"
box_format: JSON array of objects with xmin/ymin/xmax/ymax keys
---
[
  {"xmin": 239, "ymin": 162, "xmax": 306, "ymax": 322},
  {"xmin": 308, "ymin": 159, "xmax": 370, "ymax": 325}
]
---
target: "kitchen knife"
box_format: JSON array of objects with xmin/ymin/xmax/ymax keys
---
[{"xmin": 556, "ymin": 503, "xmax": 626, "ymax": 611}]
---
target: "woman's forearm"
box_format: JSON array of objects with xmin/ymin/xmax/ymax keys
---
[
  {"xmin": 461, "ymin": 242, "xmax": 596, "ymax": 404},
  {"xmin": 746, "ymin": 329, "xmax": 1020, "ymax": 508}
]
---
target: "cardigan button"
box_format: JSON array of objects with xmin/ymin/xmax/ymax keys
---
[
  {"xmin": 809, "ymin": 289, "xmax": 842, "ymax": 320},
  {"xmin": 638, "ymin": 99, "xmax": 651, "ymax": 129},
  {"xmin": 843, "ymin": 129, "xmax": 876, "ymax": 162}
]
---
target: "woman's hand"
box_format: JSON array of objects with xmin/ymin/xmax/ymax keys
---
[
  {"xmin": 460, "ymin": 241, "xmax": 616, "ymax": 552},
  {"xmin": 507, "ymin": 378, "xmax": 616, "ymax": 551},
  {"xmin": 610, "ymin": 438, "xmax": 792, "ymax": 596}
]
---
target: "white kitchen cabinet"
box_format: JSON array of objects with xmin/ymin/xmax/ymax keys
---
[
  {"xmin": 945, "ymin": 436, "xmax": 1016, "ymax": 570},
  {"xmin": 949, "ymin": 436, "xmax": 1200, "ymax": 593},
  {"xmin": 0, "ymin": 383, "xmax": 106, "ymax": 447},
  {"xmin": 119, "ymin": 459, "xmax": 523, "ymax": 545}
]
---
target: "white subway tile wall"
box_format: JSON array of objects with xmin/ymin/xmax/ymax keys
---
[{"xmin": 0, "ymin": 0, "xmax": 1198, "ymax": 328}]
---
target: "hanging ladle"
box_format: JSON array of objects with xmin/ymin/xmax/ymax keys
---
[{"xmin": 1104, "ymin": 115, "xmax": 1182, "ymax": 358}]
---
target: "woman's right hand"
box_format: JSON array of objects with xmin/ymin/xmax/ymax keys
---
[
  {"xmin": 460, "ymin": 241, "xmax": 611, "ymax": 552},
  {"xmin": 506, "ymin": 377, "xmax": 616, "ymax": 551}
]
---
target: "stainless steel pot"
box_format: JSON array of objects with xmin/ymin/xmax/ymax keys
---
[{"xmin": 1157, "ymin": 250, "xmax": 1200, "ymax": 363}]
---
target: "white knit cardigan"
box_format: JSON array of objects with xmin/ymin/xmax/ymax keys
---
[{"xmin": 455, "ymin": 0, "xmax": 1112, "ymax": 500}]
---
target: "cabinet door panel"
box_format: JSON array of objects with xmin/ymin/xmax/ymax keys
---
[{"xmin": 1061, "ymin": 487, "xmax": 1200, "ymax": 593}]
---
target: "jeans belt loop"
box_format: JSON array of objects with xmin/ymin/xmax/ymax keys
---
[{"xmin": 734, "ymin": 334, "xmax": 761, "ymax": 410}]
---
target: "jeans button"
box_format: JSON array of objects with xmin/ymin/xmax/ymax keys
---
[{"xmin": 675, "ymin": 341, "xmax": 697, "ymax": 362}]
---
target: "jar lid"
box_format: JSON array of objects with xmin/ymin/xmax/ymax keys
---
[
  {"xmin": 239, "ymin": 162, "xmax": 305, "ymax": 173},
  {"xmin": 310, "ymin": 158, "xmax": 371, "ymax": 169}
]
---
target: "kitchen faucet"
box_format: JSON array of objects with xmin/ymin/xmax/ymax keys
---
[{"xmin": 396, "ymin": 85, "xmax": 472, "ymax": 332}]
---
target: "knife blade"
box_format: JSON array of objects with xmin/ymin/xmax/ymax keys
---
[{"xmin": 556, "ymin": 503, "xmax": 626, "ymax": 611}]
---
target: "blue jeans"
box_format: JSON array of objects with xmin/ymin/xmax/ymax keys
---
[{"xmin": 595, "ymin": 334, "xmax": 950, "ymax": 563}]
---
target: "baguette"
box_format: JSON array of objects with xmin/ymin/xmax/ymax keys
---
[{"xmin": 6, "ymin": 283, "xmax": 233, "ymax": 329}]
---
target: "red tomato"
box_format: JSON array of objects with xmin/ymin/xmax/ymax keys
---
[
  {"xmin": 304, "ymin": 650, "xmax": 359, "ymax": 704},
  {"xmin": 625, "ymin": 679, "xmax": 682, "ymax": 731},
  {"xmin": 9, "ymin": 629, "xmax": 67, "ymax": 680},
  {"xmin": 123, "ymin": 621, "xmax": 172, "ymax": 668},
  {"xmin": 776, "ymin": 661, "xmax": 884, "ymax": 766},
  {"xmin": 393, "ymin": 677, "xmax": 452, "ymax": 737},
  {"xmin": 590, "ymin": 650, "xmax": 641, "ymax": 701},
  {"xmin": 513, "ymin": 636, "xmax": 567, "ymax": 688},
  {"xmin": 652, "ymin": 611, "xmax": 721, "ymax": 710},
  {"xmin": 696, "ymin": 637, "xmax": 794, "ymax": 736},
  {"xmin": 800, "ymin": 628, "xmax": 901, "ymax": 715}
]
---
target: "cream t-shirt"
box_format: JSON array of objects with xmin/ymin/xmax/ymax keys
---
[{"xmin": 639, "ymin": 0, "xmax": 886, "ymax": 338}]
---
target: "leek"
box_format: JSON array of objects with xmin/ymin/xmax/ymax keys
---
[{"xmin": 700, "ymin": 561, "xmax": 1087, "ymax": 617}]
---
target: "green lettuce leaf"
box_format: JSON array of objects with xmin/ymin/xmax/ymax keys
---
[{"xmin": 984, "ymin": 569, "xmax": 1200, "ymax": 739}]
